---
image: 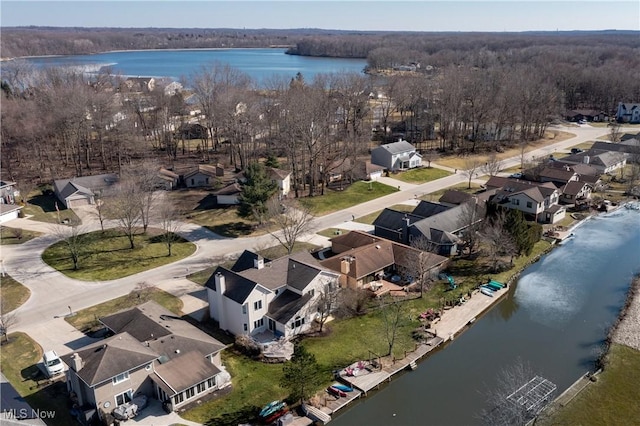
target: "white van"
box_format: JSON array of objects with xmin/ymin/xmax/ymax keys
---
[{"xmin": 43, "ymin": 350, "xmax": 64, "ymax": 377}]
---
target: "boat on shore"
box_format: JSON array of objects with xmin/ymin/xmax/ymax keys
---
[
  {"xmin": 328, "ymin": 386, "xmax": 347, "ymax": 397},
  {"xmin": 480, "ymin": 286, "xmax": 494, "ymax": 297},
  {"xmin": 259, "ymin": 400, "xmax": 285, "ymax": 418},
  {"xmin": 332, "ymin": 383, "xmax": 354, "ymax": 393}
]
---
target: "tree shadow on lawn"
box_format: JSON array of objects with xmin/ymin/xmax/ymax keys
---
[{"xmin": 205, "ymin": 222, "xmax": 254, "ymax": 238}]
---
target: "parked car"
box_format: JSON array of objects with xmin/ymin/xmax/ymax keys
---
[
  {"xmin": 43, "ymin": 350, "xmax": 64, "ymax": 378},
  {"xmin": 509, "ymin": 172, "xmax": 523, "ymax": 179},
  {"xmin": 571, "ymin": 148, "xmax": 584, "ymax": 154}
]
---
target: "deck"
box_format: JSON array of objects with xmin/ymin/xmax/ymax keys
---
[
  {"xmin": 319, "ymin": 387, "xmax": 363, "ymax": 415},
  {"xmin": 339, "ymin": 369, "xmax": 391, "ymax": 394}
]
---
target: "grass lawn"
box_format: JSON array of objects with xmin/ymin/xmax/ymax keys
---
[
  {"xmin": 392, "ymin": 167, "xmax": 450, "ymax": 184},
  {"xmin": 540, "ymin": 344, "xmax": 640, "ymax": 425},
  {"xmin": 419, "ymin": 183, "xmax": 486, "ymax": 203},
  {"xmin": 0, "ymin": 332, "xmax": 77, "ymax": 426},
  {"xmin": 182, "ymin": 351, "xmax": 288, "ymax": 425},
  {"xmin": 21, "ymin": 192, "xmax": 79, "ymax": 224},
  {"xmin": 41, "ymin": 228, "xmax": 196, "ymax": 280},
  {"xmin": 300, "ymin": 181, "xmax": 399, "ymax": 216},
  {"xmin": 0, "ymin": 273, "xmax": 31, "ymax": 312},
  {"xmin": 0, "ymin": 226, "xmax": 42, "ymax": 245},
  {"xmin": 316, "ymin": 227, "xmax": 350, "ymax": 238},
  {"xmin": 65, "ymin": 287, "xmax": 183, "ymax": 333}
]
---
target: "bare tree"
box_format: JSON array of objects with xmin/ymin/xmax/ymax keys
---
[
  {"xmin": 314, "ymin": 278, "xmax": 340, "ymax": 333},
  {"xmin": 481, "ymin": 153, "xmax": 502, "ymax": 177},
  {"xmin": 462, "ymin": 158, "xmax": 482, "ymax": 189},
  {"xmin": 378, "ymin": 294, "xmax": 405, "ymax": 357},
  {"xmin": 480, "ymin": 211, "xmax": 518, "ymax": 272},
  {"xmin": 105, "ymin": 182, "xmax": 142, "ymax": 249},
  {"xmin": 51, "ymin": 222, "xmax": 88, "ymax": 270},
  {"xmin": 158, "ymin": 202, "xmax": 183, "ymax": 256},
  {"xmin": 398, "ymin": 236, "xmax": 444, "ymax": 298},
  {"xmin": 459, "ymin": 198, "xmax": 484, "ymax": 255},
  {"xmin": 422, "ymin": 149, "xmax": 440, "ymax": 168},
  {"xmin": 121, "ymin": 160, "xmax": 160, "ymax": 233},
  {"xmin": 0, "ymin": 311, "xmax": 18, "ymax": 343},
  {"xmin": 91, "ymin": 194, "xmax": 108, "ymax": 232},
  {"xmin": 267, "ymin": 199, "xmax": 313, "ymax": 255},
  {"xmin": 609, "ymin": 122, "xmax": 622, "ymax": 143}
]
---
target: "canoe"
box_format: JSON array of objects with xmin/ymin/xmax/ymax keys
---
[
  {"xmin": 489, "ymin": 280, "xmax": 505, "ymax": 288},
  {"xmin": 328, "ymin": 386, "xmax": 347, "ymax": 397},
  {"xmin": 480, "ymin": 287, "xmax": 494, "ymax": 297},
  {"xmin": 332, "ymin": 383, "xmax": 353, "ymax": 393},
  {"xmin": 264, "ymin": 406, "xmax": 288, "ymax": 424},
  {"xmin": 485, "ymin": 282, "xmax": 502, "ymax": 291},
  {"xmin": 259, "ymin": 401, "xmax": 285, "ymax": 418}
]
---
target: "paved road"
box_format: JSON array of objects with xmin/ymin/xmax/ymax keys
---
[{"xmin": 1, "ymin": 124, "xmax": 628, "ymax": 350}]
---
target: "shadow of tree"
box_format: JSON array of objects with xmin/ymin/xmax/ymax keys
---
[{"xmin": 28, "ymin": 194, "xmax": 68, "ymax": 213}]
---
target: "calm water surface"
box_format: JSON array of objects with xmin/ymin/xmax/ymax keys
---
[
  {"xmin": 20, "ymin": 48, "xmax": 367, "ymax": 84},
  {"xmin": 332, "ymin": 206, "xmax": 640, "ymax": 426}
]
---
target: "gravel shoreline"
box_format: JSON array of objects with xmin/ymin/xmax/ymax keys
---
[{"xmin": 610, "ymin": 276, "xmax": 640, "ymax": 351}]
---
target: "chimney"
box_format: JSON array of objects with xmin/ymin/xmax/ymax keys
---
[
  {"xmin": 253, "ymin": 256, "xmax": 264, "ymax": 269},
  {"xmin": 401, "ymin": 216, "xmax": 410, "ymax": 244},
  {"xmin": 71, "ymin": 353, "xmax": 83, "ymax": 371},
  {"xmin": 583, "ymin": 155, "xmax": 590, "ymax": 164},
  {"xmin": 340, "ymin": 257, "xmax": 351, "ymax": 275},
  {"xmin": 213, "ymin": 272, "xmax": 227, "ymax": 331}
]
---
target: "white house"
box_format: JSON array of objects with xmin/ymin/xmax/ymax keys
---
[
  {"xmin": 616, "ymin": 102, "xmax": 640, "ymax": 124},
  {"xmin": 213, "ymin": 183, "xmax": 242, "ymax": 205},
  {"xmin": 205, "ymin": 252, "xmax": 339, "ymax": 339},
  {"xmin": 0, "ymin": 181, "xmax": 21, "ymax": 224},
  {"xmin": 268, "ymin": 167, "xmax": 291, "ymax": 197},
  {"xmin": 486, "ymin": 177, "xmax": 565, "ymax": 224},
  {"xmin": 371, "ymin": 140, "xmax": 422, "ymax": 171}
]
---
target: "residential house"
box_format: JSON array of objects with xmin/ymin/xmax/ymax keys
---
[
  {"xmin": 438, "ymin": 189, "xmax": 474, "ymax": 207},
  {"xmin": 120, "ymin": 77, "xmax": 156, "ymax": 93},
  {"xmin": 373, "ymin": 199, "xmax": 487, "ymax": 256},
  {"xmin": 213, "ymin": 183, "xmax": 242, "ymax": 205},
  {"xmin": 0, "ymin": 181, "xmax": 22, "ymax": 224},
  {"xmin": 268, "ymin": 167, "xmax": 291, "ymax": 197},
  {"xmin": 535, "ymin": 166, "xmax": 580, "ymax": 187},
  {"xmin": 591, "ymin": 139, "xmax": 640, "ymax": 163},
  {"xmin": 559, "ymin": 180, "xmax": 593, "ymax": 205},
  {"xmin": 371, "ymin": 139, "xmax": 422, "ymax": 171},
  {"xmin": 205, "ymin": 252, "xmax": 340, "ymax": 339},
  {"xmin": 559, "ymin": 150, "xmax": 627, "ymax": 174},
  {"xmin": 565, "ymin": 109, "xmax": 607, "ymax": 123},
  {"xmin": 319, "ymin": 231, "xmax": 448, "ymax": 290},
  {"xmin": 183, "ymin": 165, "xmax": 217, "ymax": 188},
  {"xmin": 53, "ymin": 173, "xmax": 118, "ymax": 209},
  {"xmin": 485, "ymin": 176, "xmax": 565, "ymax": 224},
  {"xmin": 61, "ymin": 301, "xmax": 228, "ymax": 421},
  {"xmin": 616, "ymin": 102, "xmax": 640, "ymax": 124},
  {"xmin": 157, "ymin": 168, "xmax": 179, "ymax": 191}
]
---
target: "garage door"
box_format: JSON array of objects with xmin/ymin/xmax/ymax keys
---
[{"xmin": 68, "ymin": 198, "xmax": 90, "ymax": 208}]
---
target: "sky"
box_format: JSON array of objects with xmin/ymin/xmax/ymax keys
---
[{"xmin": 1, "ymin": 1, "xmax": 639, "ymax": 32}]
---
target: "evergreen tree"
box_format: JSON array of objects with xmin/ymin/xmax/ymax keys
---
[
  {"xmin": 238, "ymin": 162, "xmax": 277, "ymax": 224},
  {"xmin": 504, "ymin": 209, "xmax": 529, "ymax": 255},
  {"xmin": 265, "ymin": 153, "xmax": 280, "ymax": 169},
  {"xmin": 281, "ymin": 343, "xmax": 323, "ymax": 403}
]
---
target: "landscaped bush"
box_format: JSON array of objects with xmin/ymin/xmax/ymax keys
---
[{"xmin": 235, "ymin": 334, "xmax": 261, "ymax": 358}]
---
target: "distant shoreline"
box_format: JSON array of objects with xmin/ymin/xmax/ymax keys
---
[{"xmin": 0, "ymin": 46, "xmax": 294, "ymax": 62}]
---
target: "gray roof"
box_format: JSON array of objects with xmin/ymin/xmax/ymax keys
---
[
  {"xmin": 205, "ymin": 266, "xmax": 258, "ymax": 304},
  {"xmin": 101, "ymin": 301, "xmax": 225, "ymax": 357},
  {"xmin": 373, "ymin": 208, "xmax": 424, "ymax": 231},
  {"xmin": 54, "ymin": 173, "xmax": 118, "ymax": 198},
  {"xmin": 153, "ymin": 351, "xmax": 221, "ymax": 394},
  {"xmin": 591, "ymin": 140, "xmax": 640, "ymax": 155},
  {"xmin": 267, "ymin": 290, "xmax": 312, "ymax": 323},
  {"xmin": 561, "ymin": 180, "xmax": 591, "ymax": 196},
  {"xmin": 411, "ymin": 202, "xmax": 474, "ymax": 236},
  {"xmin": 374, "ymin": 140, "xmax": 416, "ymax": 155},
  {"xmin": 438, "ymin": 190, "xmax": 473, "ymax": 206},
  {"xmin": 231, "ymin": 250, "xmax": 271, "ymax": 272},
  {"xmin": 485, "ymin": 176, "xmax": 558, "ymax": 198},
  {"xmin": 412, "ymin": 200, "xmax": 450, "ymax": 218},
  {"xmin": 286, "ymin": 259, "xmax": 321, "ymax": 291},
  {"xmin": 561, "ymin": 150, "xmax": 627, "ymax": 168},
  {"xmin": 60, "ymin": 332, "xmax": 158, "ymax": 387}
]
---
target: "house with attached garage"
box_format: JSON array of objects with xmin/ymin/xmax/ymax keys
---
[
  {"xmin": 485, "ymin": 176, "xmax": 565, "ymax": 224},
  {"xmin": 616, "ymin": 102, "xmax": 640, "ymax": 124},
  {"xmin": 61, "ymin": 301, "xmax": 228, "ymax": 422},
  {"xmin": 53, "ymin": 173, "xmax": 118, "ymax": 209},
  {"xmin": 0, "ymin": 180, "xmax": 22, "ymax": 224},
  {"xmin": 559, "ymin": 150, "xmax": 627, "ymax": 174},
  {"xmin": 205, "ymin": 251, "xmax": 340, "ymax": 339},
  {"xmin": 268, "ymin": 167, "xmax": 291, "ymax": 197},
  {"xmin": 371, "ymin": 139, "xmax": 422, "ymax": 171},
  {"xmin": 183, "ymin": 165, "xmax": 218, "ymax": 188}
]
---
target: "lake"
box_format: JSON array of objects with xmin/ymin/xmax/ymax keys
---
[
  {"xmin": 17, "ymin": 48, "xmax": 367, "ymax": 85},
  {"xmin": 331, "ymin": 205, "xmax": 640, "ymax": 425}
]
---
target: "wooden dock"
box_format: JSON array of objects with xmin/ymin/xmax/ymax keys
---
[
  {"xmin": 384, "ymin": 336, "xmax": 444, "ymax": 376},
  {"xmin": 320, "ymin": 387, "xmax": 363, "ymax": 414},
  {"xmin": 340, "ymin": 369, "xmax": 391, "ymax": 394}
]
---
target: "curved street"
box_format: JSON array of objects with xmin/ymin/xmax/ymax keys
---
[{"xmin": 1, "ymin": 124, "xmax": 625, "ymax": 355}]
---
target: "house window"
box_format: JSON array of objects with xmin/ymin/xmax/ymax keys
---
[
  {"xmin": 205, "ymin": 177, "xmax": 209, "ymax": 184},
  {"xmin": 512, "ymin": 199, "xmax": 520, "ymax": 205},
  {"xmin": 185, "ymin": 387, "xmax": 195, "ymax": 399},
  {"xmin": 526, "ymin": 201, "xmax": 532, "ymax": 208},
  {"xmin": 308, "ymin": 289, "xmax": 315, "ymax": 297},
  {"xmin": 254, "ymin": 300, "xmax": 262, "ymax": 311},
  {"xmin": 190, "ymin": 178, "xmax": 195, "ymax": 186},
  {"xmin": 254, "ymin": 318, "xmax": 264, "ymax": 328},
  {"xmin": 115, "ymin": 390, "xmax": 132, "ymax": 406},
  {"xmin": 291, "ymin": 316, "xmax": 305, "ymax": 328},
  {"xmin": 243, "ymin": 323, "xmax": 248, "ymax": 332},
  {"xmin": 174, "ymin": 392, "xmax": 184, "ymax": 404},
  {"xmin": 112, "ymin": 372, "xmax": 129, "ymax": 385},
  {"xmin": 207, "ymin": 378, "xmax": 215, "ymax": 388},
  {"xmin": 242, "ymin": 304, "xmax": 247, "ymax": 314},
  {"xmin": 197, "ymin": 382, "xmax": 207, "ymax": 393}
]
